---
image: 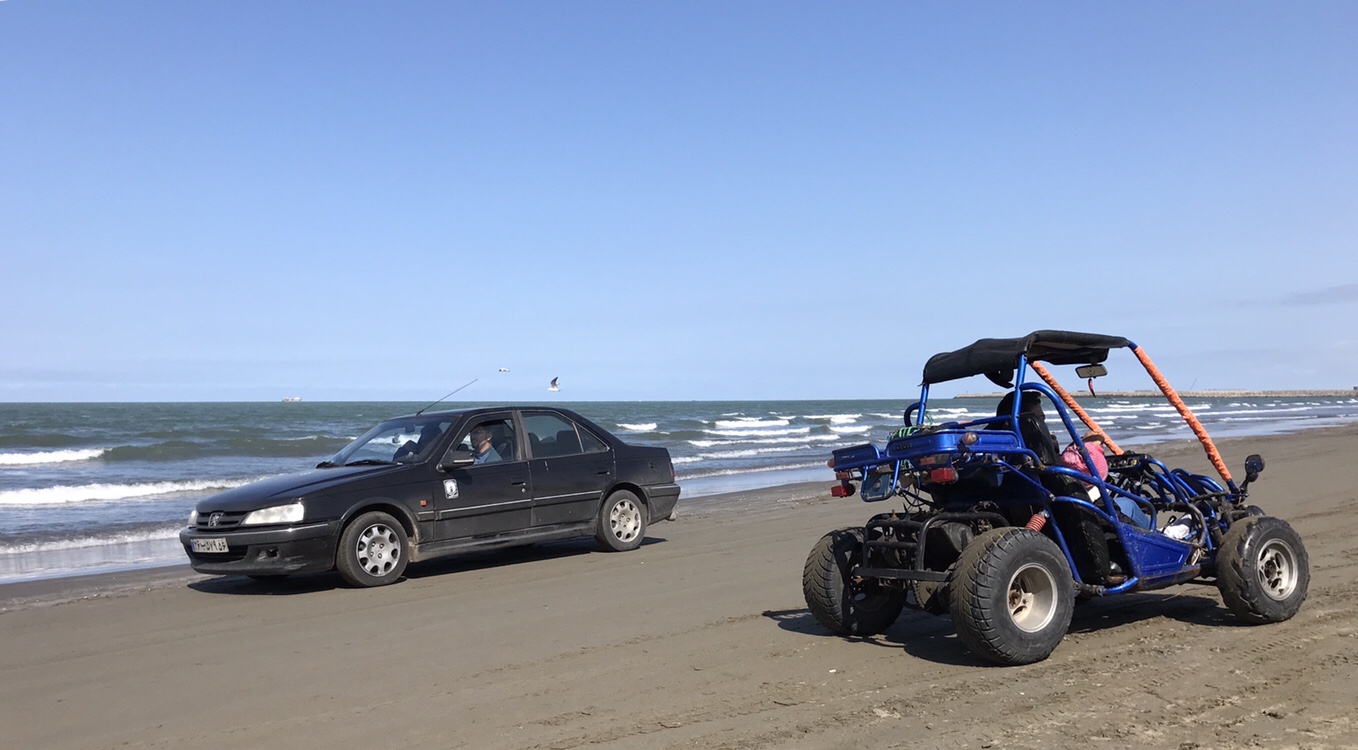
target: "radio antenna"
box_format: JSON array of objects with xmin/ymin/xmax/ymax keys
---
[{"xmin": 416, "ymin": 378, "xmax": 478, "ymax": 415}]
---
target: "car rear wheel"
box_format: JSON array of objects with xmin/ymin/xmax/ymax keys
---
[
  {"xmin": 596, "ymin": 490, "xmax": 646, "ymax": 551},
  {"xmin": 1217, "ymin": 516, "xmax": 1309, "ymax": 624},
  {"xmin": 949, "ymin": 527, "xmax": 1074, "ymax": 665},
  {"xmin": 803, "ymin": 528, "xmax": 904, "ymax": 636},
  {"xmin": 336, "ymin": 511, "xmax": 409, "ymax": 587}
]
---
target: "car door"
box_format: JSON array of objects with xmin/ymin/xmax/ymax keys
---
[
  {"xmin": 429, "ymin": 413, "xmax": 531, "ymax": 540},
  {"xmin": 522, "ymin": 410, "xmax": 614, "ymax": 527}
]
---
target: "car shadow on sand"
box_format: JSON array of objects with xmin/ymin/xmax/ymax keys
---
[
  {"xmin": 187, "ymin": 536, "xmax": 667, "ymax": 596},
  {"xmin": 764, "ymin": 587, "xmax": 1237, "ymax": 667}
]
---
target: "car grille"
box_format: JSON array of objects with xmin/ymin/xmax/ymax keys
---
[{"xmin": 194, "ymin": 510, "xmax": 250, "ymax": 530}]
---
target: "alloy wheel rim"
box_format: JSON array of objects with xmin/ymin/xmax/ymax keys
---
[
  {"xmin": 610, "ymin": 499, "xmax": 641, "ymax": 542},
  {"xmin": 357, "ymin": 523, "xmax": 401, "ymax": 577},
  {"xmin": 1007, "ymin": 562, "xmax": 1058, "ymax": 633},
  {"xmin": 1257, "ymin": 539, "xmax": 1298, "ymax": 601}
]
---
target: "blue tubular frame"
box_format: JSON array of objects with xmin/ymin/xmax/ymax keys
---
[{"xmin": 890, "ymin": 352, "xmax": 1232, "ymax": 593}]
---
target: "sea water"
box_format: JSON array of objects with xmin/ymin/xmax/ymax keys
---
[{"xmin": 2, "ymin": 396, "xmax": 1356, "ymax": 582}]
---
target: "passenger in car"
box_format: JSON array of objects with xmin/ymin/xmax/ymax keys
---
[{"xmin": 469, "ymin": 424, "xmax": 503, "ymax": 464}]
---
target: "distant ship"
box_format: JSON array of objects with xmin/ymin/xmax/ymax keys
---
[{"xmin": 281, "ymin": 396, "xmax": 302, "ymax": 403}]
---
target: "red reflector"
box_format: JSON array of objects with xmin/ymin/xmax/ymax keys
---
[
  {"xmin": 834, "ymin": 470, "xmax": 852, "ymax": 481},
  {"xmin": 830, "ymin": 483, "xmax": 855, "ymax": 498},
  {"xmin": 929, "ymin": 467, "xmax": 957, "ymax": 483}
]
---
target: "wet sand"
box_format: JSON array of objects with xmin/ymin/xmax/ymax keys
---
[{"xmin": 2, "ymin": 426, "xmax": 1357, "ymax": 749}]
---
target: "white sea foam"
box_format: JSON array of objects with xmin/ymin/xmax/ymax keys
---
[
  {"xmin": 829, "ymin": 425, "xmax": 872, "ymax": 434},
  {"xmin": 0, "ymin": 478, "xmax": 252, "ymax": 506},
  {"xmin": 0, "ymin": 526, "xmax": 182, "ymax": 555},
  {"xmin": 713, "ymin": 418, "xmax": 790, "ymax": 429},
  {"xmin": 680, "ymin": 461, "xmax": 825, "ymax": 480},
  {"xmin": 0, "ymin": 448, "xmax": 106, "ymax": 466},
  {"xmin": 803, "ymin": 414, "xmax": 861, "ymax": 423},
  {"xmin": 707, "ymin": 427, "xmax": 812, "ymax": 437},
  {"xmin": 687, "ymin": 446, "xmax": 818, "ymax": 460},
  {"xmin": 688, "ymin": 434, "xmax": 839, "ymax": 449},
  {"xmin": 616, "ymin": 422, "xmax": 658, "ymax": 432}
]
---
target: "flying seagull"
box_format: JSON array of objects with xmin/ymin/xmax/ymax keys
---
[{"xmin": 548, "ymin": 377, "xmax": 560, "ymax": 392}]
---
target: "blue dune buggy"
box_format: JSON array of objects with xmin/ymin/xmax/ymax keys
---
[{"xmin": 803, "ymin": 331, "xmax": 1309, "ymax": 665}]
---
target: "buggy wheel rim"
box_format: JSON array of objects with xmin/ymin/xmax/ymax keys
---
[
  {"xmin": 1256, "ymin": 538, "xmax": 1299, "ymax": 601},
  {"xmin": 356, "ymin": 523, "xmax": 401, "ymax": 577},
  {"xmin": 609, "ymin": 498, "xmax": 641, "ymax": 543},
  {"xmin": 1007, "ymin": 562, "xmax": 1059, "ymax": 633}
]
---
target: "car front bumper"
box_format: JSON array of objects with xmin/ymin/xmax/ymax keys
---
[{"xmin": 179, "ymin": 520, "xmax": 341, "ymax": 575}]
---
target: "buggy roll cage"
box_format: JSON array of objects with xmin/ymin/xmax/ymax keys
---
[{"xmin": 909, "ymin": 330, "xmax": 1237, "ymax": 492}]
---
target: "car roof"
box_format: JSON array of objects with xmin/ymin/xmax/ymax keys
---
[
  {"xmin": 922, "ymin": 330, "xmax": 1131, "ymax": 387},
  {"xmin": 383, "ymin": 405, "xmax": 585, "ymax": 423}
]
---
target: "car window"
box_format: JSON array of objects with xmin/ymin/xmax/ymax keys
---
[
  {"xmin": 451, "ymin": 417, "xmax": 516, "ymax": 464},
  {"xmin": 578, "ymin": 426, "xmax": 609, "ymax": 454},
  {"xmin": 524, "ymin": 412, "xmax": 590, "ymax": 458},
  {"xmin": 331, "ymin": 417, "xmax": 453, "ymax": 465}
]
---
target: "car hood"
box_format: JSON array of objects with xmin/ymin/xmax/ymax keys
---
[{"xmin": 197, "ymin": 465, "xmax": 413, "ymax": 512}]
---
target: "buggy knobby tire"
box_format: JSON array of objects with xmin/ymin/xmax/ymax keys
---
[
  {"xmin": 949, "ymin": 527, "xmax": 1075, "ymax": 666},
  {"xmin": 596, "ymin": 490, "xmax": 646, "ymax": 552},
  {"xmin": 336, "ymin": 511, "xmax": 409, "ymax": 587},
  {"xmin": 1216, "ymin": 516, "xmax": 1309, "ymax": 624},
  {"xmin": 802, "ymin": 528, "xmax": 904, "ymax": 636}
]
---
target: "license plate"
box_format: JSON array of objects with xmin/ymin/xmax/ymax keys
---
[{"xmin": 191, "ymin": 537, "xmax": 229, "ymax": 553}]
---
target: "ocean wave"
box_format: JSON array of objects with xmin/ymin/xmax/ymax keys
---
[
  {"xmin": 829, "ymin": 425, "xmax": 872, "ymax": 434},
  {"xmin": 688, "ymin": 434, "xmax": 839, "ymax": 449},
  {"xmin": 616, "ymin": 422, "xmax": 658, "ymax": 432},
  {"xmin": 0, "ymin": 478, "xmax": 253, "ymax": 506},
  {"xmin": 0, "ymin": 525, "xmax": 182, "ymax": 555},
  {"xmin": 679, "ymin": 461, "xmax": 826, "ymax": 481},
  {"xmin": 684, "ymin": 445, "xmax": 822, "ymax": 460},
  {"xmin": 0, "ymin": 448, "xmax": 106, "ymax": 466},
  {"xmin": 706, "ymin": 427, "xmax": 812, "ymax": 437},
  {"xmin": 803, "ymin": 414, "xmax": 861, "ymax": 423},
  {"xmin": 713, "ymin": 418, "xmax": 790, "ymax": 429}
]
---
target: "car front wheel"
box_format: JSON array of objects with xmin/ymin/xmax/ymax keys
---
[
  {"xmin": 336, "ymin": 511, "xmax": 409, "ymax": 587},
  {"xmin": 1216, "ymin": 516, "xmax": 1309, "ymax": 624},
  {"xmin": 596, "ymin": 490, "xmax": 647, "ymax": 551}
]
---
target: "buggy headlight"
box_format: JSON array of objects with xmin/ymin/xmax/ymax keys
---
[{"xmin": 241, "ymin": 502, "xmax": 304, "ymax": 526}]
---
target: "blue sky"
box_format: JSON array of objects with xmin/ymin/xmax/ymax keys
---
[{"xmin": 2, "ymin": 2, "xmax": 1355, "ymax": 402}]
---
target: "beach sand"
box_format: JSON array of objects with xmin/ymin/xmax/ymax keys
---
[{"xmin": 2, "ymin": 426, "xmax": 1357, "ymax": 749}]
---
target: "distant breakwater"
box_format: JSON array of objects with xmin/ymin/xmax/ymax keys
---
[{"xmin": 958, "ymin": 389, "xmax": 1358, "ymax": 399}]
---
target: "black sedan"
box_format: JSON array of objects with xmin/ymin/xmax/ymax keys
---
[{"xmin": 180, "ymin": 406, "xmax": 681, "ymax": 587}]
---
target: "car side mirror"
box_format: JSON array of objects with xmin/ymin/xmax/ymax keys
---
[
  {"xmin": 1244, "ymin": 454, "xmax": 1265, "ymax": 483},
  {"xmin": 1076, "ymin": 364, "xmax": 1107, "ymax": 379},
  {"xmin": 437, "ymin": 448, "xmax": 476, "ymax": 472}
]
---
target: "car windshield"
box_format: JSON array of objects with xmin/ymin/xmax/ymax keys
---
[{"xmin": 326, "ymin": 417, "xmax": 453, "ymax": 466}]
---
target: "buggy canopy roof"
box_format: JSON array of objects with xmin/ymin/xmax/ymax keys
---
[{"xmin": 922, "ymin": 330, "xmax": 1131, "ymax": 387}]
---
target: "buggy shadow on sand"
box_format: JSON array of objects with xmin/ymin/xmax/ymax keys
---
[{"xmin": 803, "ymin": 331, "xmax": 1309, "ymax": 665}]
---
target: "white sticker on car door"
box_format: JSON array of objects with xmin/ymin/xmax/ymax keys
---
[{"xmin": 444, "ymin": 479, "xmax": 459, "ymax": 499}]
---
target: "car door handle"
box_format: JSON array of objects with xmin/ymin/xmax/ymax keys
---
[
  {"xmin": 596, "ymin": 469, "xmax": 611, "ymax": 476},
  {"xmin": 511, "ymin": 480, "xmax": 527, "ymax": 492}
]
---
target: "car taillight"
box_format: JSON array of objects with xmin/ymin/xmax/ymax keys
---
[{"xmin": 831, "ymin": 483, "xmax": 856, "ymax": 498}]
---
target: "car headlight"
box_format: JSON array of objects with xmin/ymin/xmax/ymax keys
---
[
  {"xmin": 241, "ymin": 502, "xmax": 305, "ymax": 526},
  {"xmin": 188, "ymin": 509, "xmax": 199, "ymax": 526}
]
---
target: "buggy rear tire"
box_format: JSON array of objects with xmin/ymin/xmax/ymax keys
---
[
  {"xmin": 949, "ymin": 528, "xmax": 1074, "ymax": 666},
  {"xmin": 1216, "ymin": 516, "xmax": 1309, "ymax": 624},
  {"xmin": 802, "ymin": 528, "xmax": 904, "ymax": 636}
]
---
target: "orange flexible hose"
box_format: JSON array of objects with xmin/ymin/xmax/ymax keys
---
[
  {"xmin": 1131, "ymin": 345, "xmax": 1233, "ymax": 484},
  {"xmin": 1030, "ymin": 361, "xmax": 1123, "ymax": 455}
]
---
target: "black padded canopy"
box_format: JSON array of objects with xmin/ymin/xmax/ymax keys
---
[{"xmin": 922, "ymin": 330, "xmax": 1131, "ymax": 387}]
